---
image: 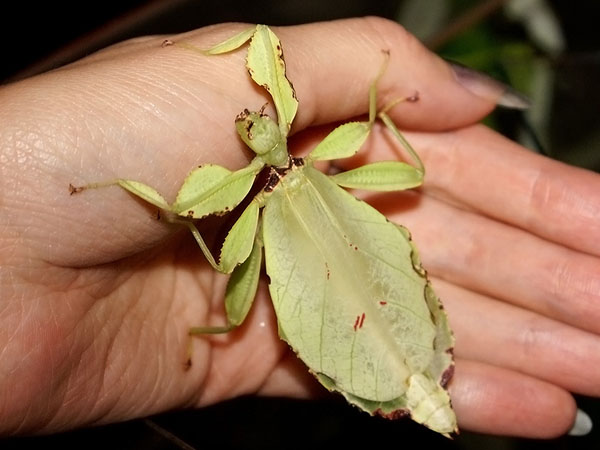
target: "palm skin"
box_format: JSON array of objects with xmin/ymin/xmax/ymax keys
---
[{"xmin": 1, "ymin": 18, "xmax": 599, "ymax": 437}]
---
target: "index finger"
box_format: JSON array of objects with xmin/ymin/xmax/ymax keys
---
[{"xmin": 415, "ymin": 125, "xmax": 600, "ymax": 256}]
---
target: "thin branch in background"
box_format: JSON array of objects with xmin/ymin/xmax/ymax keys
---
[
  {"xmin": 6, "ymin": 0, "xmax": 190, "ymax": 83},
  {"xmin": 143, "ymin": 419, "xmax": 198, "ymax": 450},
  {"xmin": 426, "ymin": 0, "xmax": 508, "ymax": 50}
]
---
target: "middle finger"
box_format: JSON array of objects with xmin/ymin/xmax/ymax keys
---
[{"xmin": 368, "ymin": 191, "xmax": 600, "ymax": 336}]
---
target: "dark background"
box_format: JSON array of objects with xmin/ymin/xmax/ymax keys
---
[{"xmin": 1, "ymin": 1, "xmax": 599, "ymax": 448}]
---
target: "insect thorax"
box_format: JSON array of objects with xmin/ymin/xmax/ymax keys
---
[{"xmin": 263, "ymin": 156, "xmax": 305, "ymax": 193}]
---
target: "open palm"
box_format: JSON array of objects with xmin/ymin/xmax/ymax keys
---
[{"xmin": 1, "ymin": 18, "xmax": 598, "ymax": 437}]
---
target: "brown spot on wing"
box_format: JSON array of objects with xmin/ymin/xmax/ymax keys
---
[
  {"xmin": 440, "ymin": 364, "xmax": 455, "ymax": 388},
  {"xmin": 374, "ymin": 408, "xmax": 411, "ymax": 420}
]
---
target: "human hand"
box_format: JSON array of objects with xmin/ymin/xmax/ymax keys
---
[{"xmin": 1, "ymin": 17, "xmax": 597, "ymax": 437}]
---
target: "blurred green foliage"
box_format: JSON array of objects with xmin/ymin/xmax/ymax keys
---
[{"xmin": 397, "ymin": 0, "xmax": 600, "ymax": 171}]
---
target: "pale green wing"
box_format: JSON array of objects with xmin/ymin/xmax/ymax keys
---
[
  {"xmin": 246, "ymin": 25, "xmax": 298, "ymax": 137},
  {"xmin": 262, "ymin": 164, "xmax": 456, "ymax": 436},
  {"xmin": 172, "ymin": 159, "xmax": 263, "ymax": 218},
  {"xmin": 305, "ymin": 122, "xmax": 370, "ymax": 163},
  {"xmin": 330, "ymin": 161, "xmax": 423, "ymax": 191}
]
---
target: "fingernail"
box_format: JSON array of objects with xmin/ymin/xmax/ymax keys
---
[
  {"xmin": 568, "ymin": 408, "xmax": 593, "ymax": 436},
  {"xmin": 448, "ymin": 61, "xmax": 531, "ymax": 110}
]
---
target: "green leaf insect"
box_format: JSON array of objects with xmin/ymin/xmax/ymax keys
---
[{"xmin": 71, "ymin": 25, "xmax": 457, "ymax": 437}]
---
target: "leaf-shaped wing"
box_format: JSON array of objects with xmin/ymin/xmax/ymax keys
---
[
  {"xmin": 262, "ymin": 164, "xmax": 456, "ymax": 436},
  {"xmin": 247, "ymin": 25, "xmax": 298, "ymax": 136}
]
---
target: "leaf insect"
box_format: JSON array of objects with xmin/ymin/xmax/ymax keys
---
[{"xmin": 71, "ymin": 25, "xmax": 457, "ymax": 437}]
